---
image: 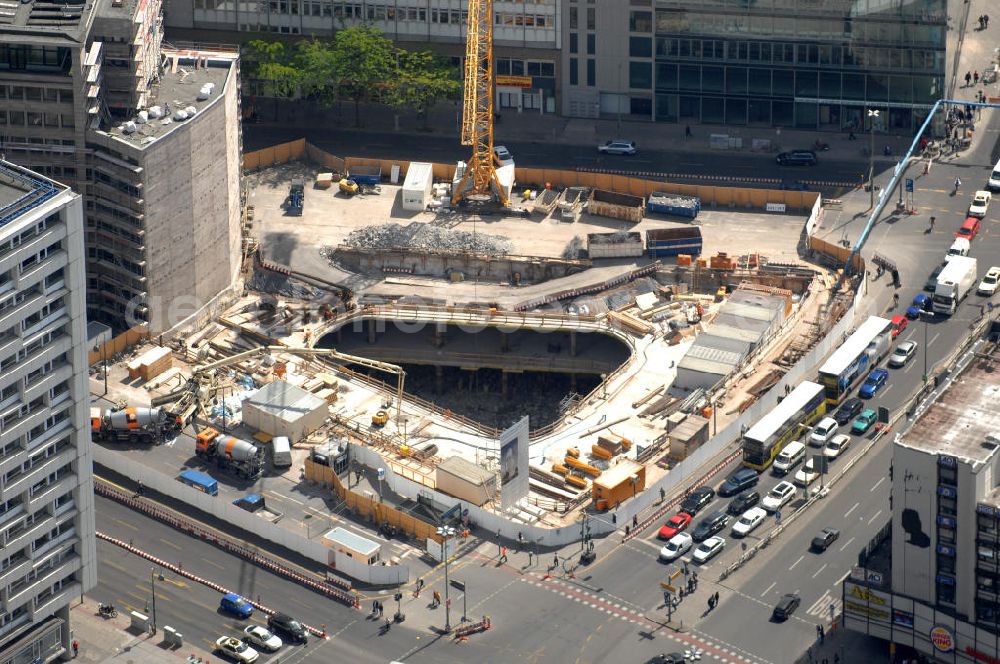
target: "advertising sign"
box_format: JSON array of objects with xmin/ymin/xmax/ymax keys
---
[
  {"xmin": 499, "ymin": 416, "xmax": 530, "ymax": 509},
  {"xmin": 930, "ymin": 625, "xmax": 955, "ymax": 653}
]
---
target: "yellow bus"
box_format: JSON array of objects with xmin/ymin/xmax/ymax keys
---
[{"xmin": 742, "ymin": 381, "xmax": 826, "ymax": 470}]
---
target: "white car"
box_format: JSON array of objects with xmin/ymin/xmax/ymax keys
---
[
  {"xmin": 794, "ymin": 458, "xmax": 821, "ymax": 486},
  {"xmin": 888, "ymin": 340, "xmax": 918, "ymax": 368},
  {"xmin": 215, "ymin": 636, "xmax": 259, "ymax": 663},
  {"xmin": 731, "ymin": 507, "xmax": 767, "ymax": 538},
  {"xmin": 808, "ymin": 417, "xmax": 839, "ymax": 447},
  {"xmin": 824, "ymin": 434, "xmax": 852, "ymax": 460},
  {"xmin": 658, "ymin": 532, "xmax": 694, "ymax": 561},
  {"xmin": 692, "ymin": 535, "xmax": 725, "ymax": 563},
  {"xmin": 597, "ymin": 139, "xmax": 637, "ymax": 155},
  {"xmin": 493, "ymin": 145, "xmax": 514, "ymax": 167},
  {"xmin": 243, "ymin": 625, "xmax": 282, "ymax": 652},
  {"xmin": 969, "ymin": 190, "xmax": 992, "ymax": 218},
  {"xmin": 762, "ymin": 481, "xmax": 796, "ymax": 511},
  {"xmin": 979, "ymin": 266, "xmax": 1000, "ymax": 296}
]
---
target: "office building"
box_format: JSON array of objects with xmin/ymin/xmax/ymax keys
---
[
  {"xmin": 563, "ymin": 0, "xmax": 947, "ymax": 131},
  {"xmin": 0, "ymin": 162, "xmax": 96, "ymax": 663},
  {"xmin": 843, "ymin": 347, "xmax": 1000, "ymax": 662},
  {"xmin": 0, "ymin": 0, "xmax": 244, "ymax": 335}
]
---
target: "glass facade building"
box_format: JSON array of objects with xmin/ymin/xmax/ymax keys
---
[{"xmin": 651, "ymin": 0, "xmax": 947, "ymax": 131}]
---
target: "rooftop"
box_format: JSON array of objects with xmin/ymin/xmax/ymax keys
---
[
  {"xmin": 322, "ymin": 527, "xmax": 380, "ymax": 556},
  {"xmin": 898, "ymin": 358, "xmax": 1000, "ymax": 468},
  {"xmin": 0, "ymin": 161, "xmax": 64, "ymax": 231},
  {"xmin": 244, "ymin": 380, "xmax": 327, "ymax": 421}
]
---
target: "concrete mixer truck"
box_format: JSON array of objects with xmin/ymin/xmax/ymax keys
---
[
  {"xmin": 195, "ymin": 427, "xmax": 264, "ymax": 479},
  {"xmin": 90, "ymin": 406, "xmax": 168, "ymax": 444}
]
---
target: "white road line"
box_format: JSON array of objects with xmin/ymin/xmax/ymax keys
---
[
  {"xmin": 903, "ymin": 360, "xmax": 915, "ymax": 374},
  {"xmin": 789, "ymin": 555, "xmax": 805, "ymax": 570},
  {"xmin": 871, "ymin": 477, "xmax": 886, "ymax": 492},
  {"xmin": 837, "ymin": 571, "xmax": 851, "ymax": 584},
  {"xmin": 812, "ymin": 563, "xmax": 828, "ymax": 579},
  {"xmin": 880, "ymin": 384, "xmax": 893, "ymax": 397},
  {"xmin": 929, "ymin": 332, "xmax": 941, "ymax": 347},
  {"xmin": 634, "ymin": 537, "xmax": 667, "ymax": 553},
  {"xmin": 868, "ymin": 509, "xmax": 884, "ymax": 525},
  {"xmin": 845, "ymin": 502, "xmax": 860, "ymax": 517},
  {"xmin": 839, "ymin": 536, "xmax": 856, "ymax": 553},
  {"xmin": 761, "ymin": 581, "xmax": 777, "ymax": 597}
]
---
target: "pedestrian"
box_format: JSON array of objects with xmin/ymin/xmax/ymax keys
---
[
  {"xmin": 418, "ymin": 578, "xmax": 425, "ymax": 590},
  {"xmin": 986, "ymin": 14, "xmax": 990, "ymax": 28},
  {"xmin": 685, "ymin": 125, "xmax": 692, "ymax": 138},
  {"xmin": 820, "ymin": 625, "xmax": 825, "ymax": 643},
  {"xmin": 974, "ymin": 71, "xmax": 980, "ymax": 85},
  {"xmin": 714, "ymin": 591, "xmax": 720, "ymax": 605},
  {"xmin": 72, "ymin": 640, "xmax": 79, "ymax": 657},
  {"xmin": 979, "ymin": 15, "xmax": 985, "ymax": 29},
  {"xmin": 966, "ymin": 71, "xmax": 972, "ymax": 86},
  {"xmin": 816, "ymin": 625, "xmax": 822, "ymax": 640},
  {"xmin": 553, "ymin": 554, "xmax": 559, "ymax": 569},
  {"xmin": 955, "ymin": 177, "xmax": 962, "ymax": 192},
  {"xmin": 500, "ymin": 546, "xmax": 508, "ymax": 563}
]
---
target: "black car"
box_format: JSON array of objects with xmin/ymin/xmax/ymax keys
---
[
  {"xmin": 834, "ymin": 397, "xmax": 864, "ymax": 426},
  {"xmin": 647, "ymin": 654, "xmax": 687, "ymax": 664},
  {"xmin": 727, "ymin": 490, "xmax": 761, "ymax": 516},
  {"xmin": 776, "ymin": 150, "xmax": 818, "ymax": 166},
  {"xmin": 772, "ymin": 593, "xmax": 801, "ymax": 621},
  {"xmin": 925, "ymin": 262, "xmax": 947, "ymax": 292},
  {"xmin": 680, "ymin": 486, "xmax": 716, "ymax": 516},
  {"xmin": 719, "ymin": 468, "xmax": 759, "ymax": 497},
  {"xmin": 692, "ymin": 510, "xmax": 730, "ymax": 542},
  {"xmin": 267, "ymin": 612, "xmax": 307, "ymax": 643},
  {"xmin": 811, "ymin": 527, "xmax": 841, "ymax": 552}
]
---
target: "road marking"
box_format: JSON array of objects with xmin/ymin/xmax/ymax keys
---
[
  {"xmin": 272, "ymin": 491, "xmax": 303, "ymax": 506},
  {"xmin": 812, "ymin": 563, "xmax": 828, "ymax": 579},
  {"xmin": 761, "ymin": 581, "xmax": 776, "ymax": 597},
  {"xmin": 113, "ymin": 518, "xmax": 138, "ymax": 531},
  {"xmin": 880, "ymin": 384, "xmax": 893, "ymax": 397},
  {"xmin": 871, "ymin": 477, "xmax": 886, "ymax": 492},
  {"xmin": 634, "ymin": 537, "xmax": 666, "ymax": 553},
  {"xmin": 929, "ymin": 332, "xmax": 941, "ymax": 347},
  {"xmin": 839, "ymin": 536, "xmax": 856, "ymax": 553},
  {"xmin": 845, "ymin": 502, "xmax": 860, "ymax": 517},
  {"xmin": 202, "ymin": 558, "xmax": 225, "ymax": 570},
  {"xmin": 789, "ymin": 555, "xmax": 804, "ymax": 570},
  {"xmin": 868, "ymin": 509, "xmax": 884, "ymax": 525},
  {"xmin": 159, "ymin": 538, "xmax": 182, "ymax": 550}
]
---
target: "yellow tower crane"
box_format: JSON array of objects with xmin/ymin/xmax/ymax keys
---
[{"xmin": 451, "ymin": 0, "xmax": 508, "ymax": 207}]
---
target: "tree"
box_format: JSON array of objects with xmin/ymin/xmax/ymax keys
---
[
  {"xmin": 242, "ymin": 40, "xmax": 302, "ymax": 120},
  {"xmin": 388, "ymin": 50, "xmax": 462, "ymax": 130},
  {"xmin": 293, "ymin": 39, "xmax": 339, "ymax": 107},
  {"xmin": 327, "ymin": 26, "xmax": 397, "ymax": 127}
]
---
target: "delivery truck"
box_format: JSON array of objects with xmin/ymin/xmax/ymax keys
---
[{"xmin": 933, "ymin": 255, "xmax": 977, "ymax": 315}]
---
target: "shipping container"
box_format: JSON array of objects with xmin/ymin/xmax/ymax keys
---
[
  {"xmin": 646, "ymin": 227, "xmax": 703, "ymax": 258},
  {"xmin": 588, "ymin": 189, "xmax": 644, "ymax": 223},
  {"xmin": 178, "ymin": 469, "xmax": 218, "ymax": 496},
  {"xmin": 401, "ymin": 162, "xmax": 434, "ymax": 211},
  {"xmin": 586, "ymin": 231, "xmax": 644, "ymax": 258},
  {"xmin": 647, "ymin": 192, "xmax": 701, "ymax": 219}
]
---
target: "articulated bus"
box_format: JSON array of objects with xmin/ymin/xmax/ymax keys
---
[
  {"xmin": 816, "ymin": 316, "xmax": 893, "ymax": 406},
  {"xmin": 742, "ymin": 381, "xmax": 826, "ymax": 470}
]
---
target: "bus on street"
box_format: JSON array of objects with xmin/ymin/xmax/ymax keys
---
[
  {"xmin": 742, "ymin": 381, "xmax": 826, "ymax": 470},
  {"xmin": 817, "ymin": 316, "xmax": 893, "ymax": 406}
]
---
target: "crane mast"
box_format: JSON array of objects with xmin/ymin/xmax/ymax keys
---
[{"xmin": 452, "ymin": 0, "xmax": 508, "ymax": 206}]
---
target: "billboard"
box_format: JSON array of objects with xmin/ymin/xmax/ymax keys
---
[{"xmin": 499, "ymin": 416, "xmax": 529, "ymax": 510}]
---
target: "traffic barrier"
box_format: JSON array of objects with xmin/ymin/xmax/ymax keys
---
[{"xmin": 453, "ymin": 616, "xmax": 491, "ymax": 638}]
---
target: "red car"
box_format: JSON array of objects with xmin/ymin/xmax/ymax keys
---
[
  {"xmin": 890, "ymin": 314, "xmax": 908, "ymax": 338},
  {"xmin": 658, "ymin": 512, "xmax": 692, "ymax": 540}
]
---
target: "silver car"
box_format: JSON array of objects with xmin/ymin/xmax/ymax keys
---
[{"xmin": 598, "ymin": 140, "xmax": 637, "ymax": 155}]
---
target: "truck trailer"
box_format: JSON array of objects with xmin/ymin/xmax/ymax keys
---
[
  {"xmin": 933, "ymin": 255, "xmax": 977, "ymax": 315},
  {"xmin": 195, "ymin": 427, "xmax": 264, "ymax": 480},
  {"xmin": 91, "ymin": 406, "xmax": 168, "ymax": 444}
]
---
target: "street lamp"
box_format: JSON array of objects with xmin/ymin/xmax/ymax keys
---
[
  {"xmin": 150, "ymin": 567, "xmax": 164, "ymax": 634},
  {"xmin": 920, "ymin": 310, "xmax": 932, "ymax": 382},
  {"xmin": 867, "ymin": 109, "xmax": 880, "ymax": 209},
  {"xmin": 436, "ymin": 525, "xmax": 456, "ymax": 632}
]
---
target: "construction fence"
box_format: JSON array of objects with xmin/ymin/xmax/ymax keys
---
[{"xmin": 88, "ymin": 325, "xmax": 149, "ymax": 367}]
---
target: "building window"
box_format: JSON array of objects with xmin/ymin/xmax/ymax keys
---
[
  {"xmin": 629, "ymin": 37, "xmax": 652, "ymax": 58},
  {"xmin": 586, "ymin": 7, "xmax": 595, "ymax": 30},
  {"xmin": 569, "ymin": 58, "xmax": 578, "ymax": 86},
  {"xmin": 630, "ymin": 10, "xmax": 651, "ymax": 32},
  {"xmin": 569, "ymin": 6, "xmax": 577, "ymax": 29},
  {"xmin": 586, "ymin": 59, "xmax": 595, "ymax": 86},
  {"xmin": 570, "ymin": 33, "xmax": 578, "ymax": 54},
  {"xmin": 939, "ymin": 466, "xmax": 957, "ymax": 487},
  {"xmin": 587, "ymin": 34, "xmax": 595, "ymax": 55},
  {"xmin": 629, "ymin": 62, "xmax": 652, "ymax": 89},
  {"xmin": 937, "ymin": 575, "xmax": 956, "ymax": 605}
]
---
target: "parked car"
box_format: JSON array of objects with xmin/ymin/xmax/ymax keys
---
[
  {"xmin": 762, "ymin": 481, "xmax": 796, "ymax": 512},
  {"xmin": 979, "ymin": 266, "xmax": 1000, "ymax": 296},
  {"xmin": 859, "ymin": 368, "xmax": 889, "ymax": 398},
  {"xmin": 692, "ymin": 536, "xmax": 726, "ymax": 563},
  {"xmin": 659, "ymin": 532, "xmax": 694, "ymax": 562},
  {"xmin": 731, "ymin": 506, "xmax": 767, "ymax": 538},
  {"xmin": 680, "ymin": 486, "xmax": 716, "ymax": 516},
  {"xmin": 693, "ymin": 510, "xmax": 730, "ymax": 541},
  {"xmin": 888, "ymin": 341, "xmax": 918, "ymax": 368},
  {"xmin": 808, "ymin": 417, "xmax": 839, "ymax": 447},
  {"xmin": 852, "ymin": 408, "xmax": 878, "ymax": 434},
  {"xmin": 968, "ymin": 191, "xmax": 991, "ymax": 219},
  {"xmin": 219, "ymin": 594, "xmax": 253, "ymax": 619},
  {"xmin": 794, "ymin": 458, "xmax": 821, "ymax": 486},
  {"xmin": 243, "ymin": 626, "xmax": 282, "ymax": 652},
  {"xmin": 267, "ymin": 613, "xmax": 307, "ymax": 644},
  {"xmin": 718, "ymin": 468, "xmax": 759, "ymax": 497},
  {"xmin": 811, "ymin": 527, "xmax": 841, "ymax": 552},
  {"xmin": 834, "ymin": 398, "xmax": 864, "ymax": 426},
  {"xmin": 658, "ymin": 512, "xmax": 692, "ymax": 540},
  {"xmin": 776, "ymin": 150, "xmax": 818, "ymax": 166},
  {"xmin": 772, "ymin": 594, "xmax": 801, "ymax": 621},
  {"xmin": 215, "ymin": 636, "xmax": 259, "ymax": 663},
  {"xmin": 727, "ymin": 490, "xmax": 761, "ymax": 516},
  {"xmin": 598, "ymin": 139, "xmax": 637, "ymax": 155},
  {"xmin": 924, "ymin": 262, "xmax": 948, "ymax": 292},
  {"xmin": 493, "ymin": 145, "xmax": 514, "ymax": 167},
  {"xmin": 823, "ymin": 434, "xmax": 852, "ymax": 460}
]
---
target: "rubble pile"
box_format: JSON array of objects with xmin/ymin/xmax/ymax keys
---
[
  {"xmin": 343, "ymin": 223, "xmax": 513, "ymax": 255},
  {"xmin": 248, "ymin": 268, "xmax": 323, "ymax": 299}
]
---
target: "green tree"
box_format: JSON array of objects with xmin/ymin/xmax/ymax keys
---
[
  {"xmin": 242, "ymin": 40, "xmax": 302, "ymax": 120},
  {"xmin": 388, "ymin": 50, "xmax": 462, "ymax": 130},
  {"xmin": 293, "ymin": 39, "xmax": 339, "ymax": 107},
  {"xmin": 328, "ymin": 26, "xmax": 396, "ymax": 127}
]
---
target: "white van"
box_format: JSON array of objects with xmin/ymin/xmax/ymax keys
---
[
  {"xmin": 808, "ymin": 417, "xmax": 839, "ymax": 447},
  {"xmin": 989, "ymin": 158, "xmax": 1000, "ymax": 192},
  {"xmin": 773, "ymin": 441, "xmax": 806, "ymax": 475},
  {"xmin": 271, "ymin": 436, "xmax": 292, "ymax": 468},
  {"xmin": 948, "ymin": 237, "xmax": 971, "ymax": 257}
]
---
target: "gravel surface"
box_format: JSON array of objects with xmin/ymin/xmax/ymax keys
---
[{"xmin": 341, "ymin": 222, "xmax": 513, "ymax": 254}]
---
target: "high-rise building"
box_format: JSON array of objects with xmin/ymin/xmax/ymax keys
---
[
  {"xmin": 0, "ymin": 161, "xmax": 96, "ymax": 663},
  {"xmin": 562, "ymin": 0, "xmax": 947, "ymax": 131},
  {"xmin": 0, "ymin": 0, "xmax": 244, "ymax": 335},
  {"xmin": 843, "ymin": 341, "xmax": 1000, "ymax": 662}
]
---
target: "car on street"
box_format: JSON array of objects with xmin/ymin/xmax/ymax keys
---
[
  {"xmin": 680, "ymin": 486, "xmax": 716, "ymax": 516},
  {"xmin": 889, "ymin": 315, "xmax": 908, "ymax": 338},
  {"xmin": 267, "ymin": 613, "xmax": 308, "ymax": 644},
  {"xmin": 731, "ymin": 506, "xmax": 767, "ymax": 538},
  {"xmin": 811, "ymin": 527, "xmax": 841, "ymax": 552},
  {"xmin": 852, "ymin": 408, "xmax": 878, "ymax": 434},
  {"xmin": 824, "ymin": 434, "xmax": 852, "ymax": 460},
  {"xmin": 718, "ymin": 467, "xmax": 759, "ymax": 496},
  {"xmin": 215, "ymin": 636, "xmax": 259, "ymax": 663},
  {"xmin": 243, "ymin": 626, "xmax": 282, "ymax": 652},
  {"xmin": 808, "ymin": 417, "xmax": 839, "ymax": 447},
  {"xmin": 762, "ymin": 481, "xmax": 796, "ymax": 512},
  {"xmin": 925, "ymin": 262, "xmax": 948, "ymax": 292},
  {"xmin": 658, "ymin": 512, "xmax": 692, "ymax": 540},
  {"xmin": 728, "ymin": 490, "xmax": 761, "ymax": 515},
  {"xmin": 906, "ymin": 294, "xmax": 931, "ymax": 318},
  {"xmin": 219, "ymin": 593, "xmax": 253, "ymax": 619},
  {"xmin": 775, "ymin": 150, "xmax": 818, "ymax": 166},
  {"xmin": 969, "ymin": 191, "xmax": 992, "ymax": 218},
  {"xmin": 859, "ymin": 368, "xmax": 889, "ymax": 398},
  {"xmin": 771, "ymin": 593, "xmax": 801, "ymax": 621},
  {"xmin": 493, "ymin": 145, "xmax": 514, "ymax": 167},
  {"xmin": 659, "ymin": 532, "xmax": 694, "ymax": 561},
  {"xmin": 794, "ymin": 458, "xmax": 821, "ymax": 486},
  {"xmin": 692, "ymin": 510, "xmax": 730, "ymax": 541},
  {"xmin": 646, "ymin": 653, "xmax": 688, "ymax": 664},
  {"xmin": 888, "ymin": 341, "xmax": 918, "ymax": 368},
  {"xmin": 692, "ymin": 536, "xmax": 726, "ymax": 563},
  {"xmin": 598, "ymin": 139, "xmax": 637, "ymax": 155},
  {"xmin": 979, "ymin": 266, "xmax": 1000, "ymax": 296},
  {"xmin": 834, "ymin": 397, "xmax": 864, "ymax": 426}
]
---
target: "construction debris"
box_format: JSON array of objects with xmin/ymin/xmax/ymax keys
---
[
  {"xmin": 341, "ymin": 223, "xmax": 513, "ymax": 255},
  {"xmin": 248, "ymin": 269, "xmax": 324, "ymax": 300}
]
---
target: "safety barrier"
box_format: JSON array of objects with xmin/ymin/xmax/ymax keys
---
[
  {"xmin": 453, "ymin": 615, "xmax": 491, "ymax": 639},
  {"xmin": 94, "ymin": 478, "xmax": 361, "ymax": 609}
]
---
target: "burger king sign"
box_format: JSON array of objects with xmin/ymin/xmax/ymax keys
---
[{"xmin": 930, "ymin": 625, "xmax": 955, "ymax": 653}]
